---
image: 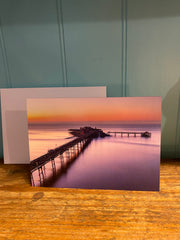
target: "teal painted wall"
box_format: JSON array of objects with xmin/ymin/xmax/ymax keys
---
[
  {"xmin": 61, "ymin": 0, "xmax": 123, "ymax": 96},
  {"xmin": 127, "ymin": 0, "xmax": 180, "ymax": 158},
  {"xmin": 0, "ymin": 0, "xmax": 180, "ymax": 159}
]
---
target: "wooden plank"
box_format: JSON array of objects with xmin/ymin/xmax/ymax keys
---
[{"xmin": 0, "ymin": 158, "xmax": 180, "ymax": 239}]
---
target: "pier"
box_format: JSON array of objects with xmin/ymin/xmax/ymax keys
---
[
  {"xmin": 108, "ymin": 131, "xmax": 151, "ymax": 137},
  {"xmin": 30, "ymin": 127, "xmax": 109, "ymax": 186}
]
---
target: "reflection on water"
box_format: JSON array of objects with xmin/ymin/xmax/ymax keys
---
[{"xmin": 29, "ymin": 123, "xmax": 161, "ymax": 191}]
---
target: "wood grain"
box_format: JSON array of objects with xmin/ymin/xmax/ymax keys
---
[{"xmin": 0, "ymin": 159, "xmax": 180, "ymax": 240}]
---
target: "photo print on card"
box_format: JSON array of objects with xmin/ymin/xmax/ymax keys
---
[{"xmin": 27, "ymin": 97, "xmax": 161, "ymax": 191}]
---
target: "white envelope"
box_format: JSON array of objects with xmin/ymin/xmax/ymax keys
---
[{"xmin": 0, "ymin": 87, "xmax": 106, "ymax": 164}]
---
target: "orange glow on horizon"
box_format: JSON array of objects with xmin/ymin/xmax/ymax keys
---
[{"xmin": 27, "ymin": 97, "xmax": 161, "ymax": 124}]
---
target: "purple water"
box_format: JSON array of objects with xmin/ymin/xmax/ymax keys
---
[{"xmin": 29, "ymin": 122, "xmax": 161, "ymax": 191}]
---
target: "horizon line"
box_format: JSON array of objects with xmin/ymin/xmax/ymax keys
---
[{"xmin": 28, "ymin": 120, "xmax": 161, "ymax": 125}]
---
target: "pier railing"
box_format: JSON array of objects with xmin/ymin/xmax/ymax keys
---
[
  {"xmin": 30, "ymin": 130, "xmax": 100, "ymax": 186},
  {"xmin": 107, "ymin": 131, "xmax": 151, "ymax": 137}
]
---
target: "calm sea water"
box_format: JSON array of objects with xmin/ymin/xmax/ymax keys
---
[{"xmin": 29, "ymin": 122, "xmax": 161, "ymax": 191}]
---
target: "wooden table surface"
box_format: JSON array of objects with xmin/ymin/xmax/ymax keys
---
[{"xmin": 0, "ymin": 158, "xmax": 180, "ymax": 240}]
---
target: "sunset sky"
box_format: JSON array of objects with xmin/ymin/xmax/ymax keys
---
[{"xmin": 27, "ymin": 97, "xmax": 161, "ymax": 124}]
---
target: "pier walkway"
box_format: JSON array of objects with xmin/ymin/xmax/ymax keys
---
[
  {"xmin": 30, "ymin": 127, "xmax": 108, "ymax": 186},
  {"xmin": 108, "ymin": 131, "xmax": 151, "ymax": 137}
]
